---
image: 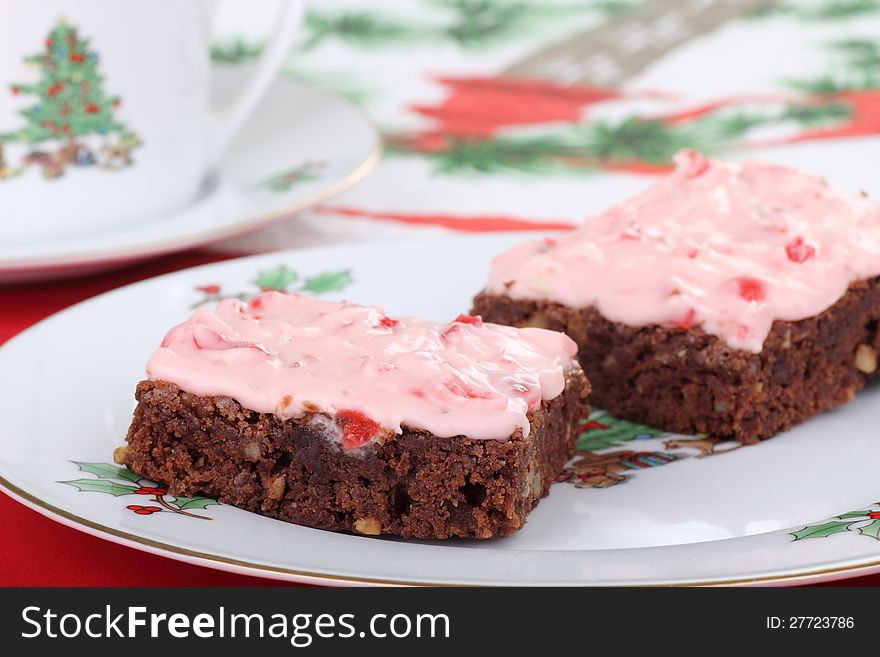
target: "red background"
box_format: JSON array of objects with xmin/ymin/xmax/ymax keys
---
[{"xmin": 0, "ymin": 251, "xmax": 876, "ymax": 586}]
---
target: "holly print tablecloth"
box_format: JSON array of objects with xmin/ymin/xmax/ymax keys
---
[{"xmin": 211, "ymin": 0, "xmax": 880, "ymax": 252}]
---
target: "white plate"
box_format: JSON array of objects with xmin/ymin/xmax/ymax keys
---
[
  {"xmin": 2, "ymin": 234, "xmax": 880, "ymax": 586},
  {"xmin": 0, "ymin": 68, "xmax": 380, "ymax": 283}
]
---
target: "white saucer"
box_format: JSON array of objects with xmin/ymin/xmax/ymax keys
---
[{"xmin": 0, "ymin": 67, "xmax": 381, "ymax": 283}]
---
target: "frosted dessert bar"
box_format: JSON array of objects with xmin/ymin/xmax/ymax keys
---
[
  {"xmin": 118, "ymin": 293, "xmax": 590, "ymax": 538},
  {"xmin": 474, "ymin": 151, "xmax": 880, "ymax": 443}
]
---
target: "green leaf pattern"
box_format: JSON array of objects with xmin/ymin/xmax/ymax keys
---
[
  {"xmin": 302, "ymin": 270, "xmax": 353, "ymax": 294},
  {"xmin": 173, "ymin": 496, "xmax": 220, "ymax": 511},
  {"xmin": 255, "ymin": 265, "xmax": 299, "ymax": 292},
  {"xmin": 858, "ymin": 520, "xmax": 880, "ymax": 540},
  {"xmin": 791, "ymin": 520, "xmax": 855, "ymax": 541},
  {"xmin": 59, "ymin": 463, "xmax": 218, "ymax": 520},
  {"xmin": 836, "ymin": 510, "xmax": 873, "ymax": 519},
  {"xmin": 576, "ymin": 412, "xmax": 667, "ymax": 451},
  {"xmin": 792, "ymin": 504, "xmax": 880, "ymax": 542},
  {"xmin": 72, "ymin": 461, "xmax": 140, "ymax": 482},
  {"xmin": 194, "ymin": 264, "xmax": 353, "ymax": 308},
  {"xmin": 60, "ymin": 478, "xmax": 139, "ymax": 496}
]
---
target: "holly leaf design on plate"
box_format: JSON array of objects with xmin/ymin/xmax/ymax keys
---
[
  {"xmin": 255, "ymin": 265, "xmax": 298, "ymax": 292},
  {"xmin": 858, "ymin": 520, "xmax": 880, "ymax": 540},
  {"xmin": 302, "ymin": 270, "xmax": 353, "ymax": 294},
  {"xmin": 172, "ymin": 496, "xmax": 219, "ymax": 511},
  {"xmin": 576, "ymin": 413, "xmax": 666, "ymax": 451},
  {"xmin": 60, "ymin": 479, "xmax": 140, "ymax": 496},
  {"xmin": 791, "ymin": 520, "xmax": 855, "ymax": 541},
  {"xmin": 836, "ymin": 510, "xmax": 872, "ymax": 519},
  {"xmin": 71, "ymin": 461, "xmax": 140, "ymax": 483}
]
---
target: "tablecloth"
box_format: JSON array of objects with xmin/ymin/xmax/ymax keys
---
[{"xmin": 4, "ymin": 0, "xmax": 880, "ymax": 585}]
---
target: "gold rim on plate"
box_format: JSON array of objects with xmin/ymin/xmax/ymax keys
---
[{"xmin": 3, "ymin": 472, "xmax": 880, "ymax": 587}]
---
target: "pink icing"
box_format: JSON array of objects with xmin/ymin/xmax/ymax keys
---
[
  {"xmin": 486, "ymin": 150, "xmax": 880, "ymax": 352},
  {"xmin": 146, "ymin": 292, "xmax": 578, "ymax": 444}
]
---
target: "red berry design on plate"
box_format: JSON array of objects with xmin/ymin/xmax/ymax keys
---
[
  {"xmin": 134, "ymin": 486, "xmax": 167, "ymax": 496},
  {"xmin": 453, "ymin": 314, "xmax": 482, "ymax": 326},
  {"xmin": 736, "ymin": 277, "xmax": 766, "ymax": 302},
  {"xmin": 196, "ymin": 284, "xmax": 221, "ymax": 295},
  {"xmin": 127, "ymin": 505, "xmax": 162, "ymax": 515},
  {"xmin": 869, "ymin": 511, "xmax": 880, "ymax": 520},
  {"xmin": 62, "ymin": 461, "xmax": 218, "ymax": 521},
  {"xmin": 336, "ymin": 409, "xmax": 381, "ymax": 450},
  {"xmin": 85, "ymin": 103, "xmax": 100, "ymax": 114},
  {"xmin": 785, "ymin": 237, "xmax": 816, "ymax": 263}
]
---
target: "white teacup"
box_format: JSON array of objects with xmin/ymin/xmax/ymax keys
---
[{"xmin": 0, "ymin": 0, "xmax": 303, "ymax": 245}]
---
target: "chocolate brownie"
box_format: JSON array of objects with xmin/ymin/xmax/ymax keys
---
[
  {"xmin": 118, "ymin": 292, "xmax": 589, "ymax": 538},
  {"xmin": 118, "ymin": 372, "xmax": 589, "ymax": 539},
  {"xmin": 475, "ymin": 151, "xmax": 880, "ymax": 444},
  {"xmin": 473, "ymin": 277, "xmax": 879, "ymax": 444}
]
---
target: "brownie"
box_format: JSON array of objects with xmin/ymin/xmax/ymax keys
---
[
  {"xmin": 473, "ymin": 276, "xmax": 880, "ymax": 444},
  {"xmin": 117, "ymin": 371, "xmax": 590, "ymax": 539}
]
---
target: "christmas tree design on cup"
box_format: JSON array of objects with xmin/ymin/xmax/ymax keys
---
[{"xmin": 0, "ymin": 18, "xmax": 141, "ymax": 181}]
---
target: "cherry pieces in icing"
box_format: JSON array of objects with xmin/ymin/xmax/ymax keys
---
[
  {"xmin": 486, "ymin": 150, "xmax": 880, "ymax": 352},
  {"xmin": 146, "ymin": 292, "xmax": 578, "ymax": 445}
]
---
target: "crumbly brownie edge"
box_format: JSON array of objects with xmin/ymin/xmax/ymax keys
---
[
  {"xmin": 118, "ymin": 371, "xmax": 590, "ymax": 539},
  {"xmin": 472, "ymin": 277, "xmax": 880, "ymax": 444}
]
